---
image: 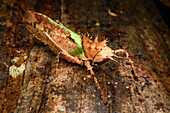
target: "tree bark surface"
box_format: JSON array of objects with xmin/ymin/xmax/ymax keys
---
[{"xmin": 0, "ymin": 0, "xmax": 169, "ymax": 112}]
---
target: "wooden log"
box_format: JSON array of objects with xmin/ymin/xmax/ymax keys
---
[{"xmin": 0, "ymin": 0, "xmax": 169, "ymax": 112}]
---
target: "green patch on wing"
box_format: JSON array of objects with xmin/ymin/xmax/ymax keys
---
[{"xmin": 47, "ymin": 17, "xmax": 82, "ymax": 53}]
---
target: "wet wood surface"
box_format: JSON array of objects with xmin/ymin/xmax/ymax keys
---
[{"xmin": 0, "ymin": 0, "xmax": 169, "ymax": 112}]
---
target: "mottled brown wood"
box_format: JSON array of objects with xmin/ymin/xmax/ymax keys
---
[{"xmin": 0, "ymin": 0, "xmax": 169, "ymax": 112}]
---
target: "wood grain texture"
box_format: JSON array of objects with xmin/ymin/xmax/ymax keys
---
[{"xmin": 0, "ymin": 0, "xmax": 169, "ymax": 112}]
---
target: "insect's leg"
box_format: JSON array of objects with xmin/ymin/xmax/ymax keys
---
[
  {"xmin": 109, "ymin": 57, "xmax": 127, "ymax": 70},
  {"xmin": 55, "ymin": 20, "xmax": 60, "ymax": 23},
  {"xmin": 113, "ymin": 49, "xmax": 136, "ymax": 76},
  {"xmin": 55, "ymin": 20, "xmax": 65, "ymax": 26},
  {"xmin": 43, "ymin": 32, "xmax": 83, "ymax": 65},
  {"xmin": 44, "ymin": 52, "xmax": 61, "ymax": 83},
  {"xmin": 103, "ymin": 72, "xmax": 109, "ymax": 103},
  {"xmin": 56, "ymin": 52, "xmax": 62, "ymax": 67},
  {"xmin": 55, "ymin": 52, "xmax": 62, "ymax": 75},
  {"xmin": 46, "ymin": 53, "xmax": 83, "ymax": 83},
  {"xmin": 59, "ymin": 52, "xmax": 83, "ymax": 65},
  {"xmin": 114, "ymin": 49, "xmax": 135, "ymax": 69},
  {"xmin": 85, "ymin": 61, "xmax": 109, "ymax": 105},
  {"xmin": 112, "ymin": 49, "xmax": 129, "ymax": 58}
]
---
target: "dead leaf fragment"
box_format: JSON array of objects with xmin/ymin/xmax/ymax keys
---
[{"xmin": 108, "ymin": 9, "xmax": 118, "ymax": 17}]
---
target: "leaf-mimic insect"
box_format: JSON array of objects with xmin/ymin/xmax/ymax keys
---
[{"xmin": 23, "ymin": 10, "xmax": 135, "ymax": 105}]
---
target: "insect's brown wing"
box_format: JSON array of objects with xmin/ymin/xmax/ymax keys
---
[
  {"xmin": 82, "ymin": 35, "xmax": 107, "ymax": 61},
  {"xmin": 24, "ymin": 10, "xmax": 80, "ymax": 55}
]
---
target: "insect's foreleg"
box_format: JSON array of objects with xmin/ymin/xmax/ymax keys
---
[
  {"xmin": 85, "ymin": 61, "xmax": 109, "ymax": 105},
  {"xmin": 113, "ymin": 49, "xmax": 136, "ymax": 76},
  {"xmin": 109, "ymin": 57, "xmax": 127, "ymax": 70},
  {"xmin": 112, "ymin": 49, "xmax": 129, "ymax": 58}
]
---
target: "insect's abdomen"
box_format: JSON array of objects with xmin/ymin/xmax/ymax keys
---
[{"xmin": 24, "ymin": 10, "xmax": 82, "ymax": 56}]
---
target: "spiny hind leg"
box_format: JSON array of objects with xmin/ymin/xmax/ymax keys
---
[
  {"xmin": 85, "ymin": 61, "xmax": 109, "ymax": 105},
  {"xmin": 43, "ymin": 32, "xmax": 84, "ymax": 65}
]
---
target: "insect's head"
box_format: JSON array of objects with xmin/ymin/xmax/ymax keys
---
[{"xmin": 82, "ymin": 35, "xmax": 129, "ymax": 63}]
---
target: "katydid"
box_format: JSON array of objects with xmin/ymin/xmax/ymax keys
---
[{"xmin": 23, "ymin": 10, "xmax": 135, "ymax": 105}]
